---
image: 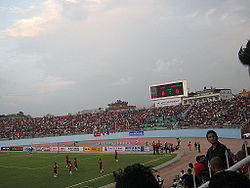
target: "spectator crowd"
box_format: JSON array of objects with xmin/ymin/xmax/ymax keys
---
[{"xmin": 0, "ymin": 96, "xmax": 249, "ymax": 139}]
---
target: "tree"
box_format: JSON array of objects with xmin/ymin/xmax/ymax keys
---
[{"xmin": 18, "ymin": 111, "xmax": 24, "ymax": 116}]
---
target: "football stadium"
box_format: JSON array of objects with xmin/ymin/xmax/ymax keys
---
[
  {"xmin": 1, "ymin": 1, "xmax": 250, "ymax": 188},
  {"xmin": 1, "ymin": 81, "xmax": 250, "ymax": 187}
]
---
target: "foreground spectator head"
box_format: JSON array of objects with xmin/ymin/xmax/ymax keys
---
[
  {"xmin": 206, "ymin": 130, "xmax": 218, "ymax": 145},
  {"xmin": 236, "ymin": 150, "xmax": 246, "ymax": 161},
  {"xmin": 113, "ymin": 163, "xmax": 160, "ymax": 188},
  {"xmin": 206, "ymin": 130, "xmax": 218, "ymax": 139},
  {"xmin": 209, "ymin": 171, "xmax": 250, "ymax": 188},
  {"xmin": 210, "ymin": 157, "xmax": 224, "ymax": 173},
  {"xmin": 196, "ymin": 155, "xmax": 205, "ymax": 163}
]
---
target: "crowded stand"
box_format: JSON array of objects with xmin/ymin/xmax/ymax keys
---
[{"xmin": 0, "ymin": 96, "xmax": 249, "ymax": 140}]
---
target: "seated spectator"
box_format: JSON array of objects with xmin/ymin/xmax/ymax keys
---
[
  {"xmin": 208, "ymin": 171, "xmax": 250, "ymax": 188},
  {"xmin": 235, "ymin": 150, "xmax": 250, "ymax": 177},
  {"xmin": 194, "ymin": 155, "xmax": 207, "ymax": 186},
  {"xmin": 188, "ymin": 163, "xmax": 194, "ymax": 173},
  {"xmin": 113, "ymin": 163, "xmax": 160, "ymax": 188},
  {"xmin": 179, "ymin": 169, "xmax": 185, "ymax": 182},
  {"xmin": 170, "ymin": 178, "xmax": 179, "ymax": 188},
  {"xmin": 210, "ymin": 156, "xmax": 225, "ymax": 174},
  {"xmin": 241, "ymin": 144, "xmax": 250, "ymax": 156},
  {"xmin": 156, "ymin": 174, "xmax": 164, "ymax": 188},
  {"xmin": 182, "ymin": 169, "xmax": 194, "ymax": 188}
]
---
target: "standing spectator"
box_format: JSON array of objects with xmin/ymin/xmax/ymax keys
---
[
  {"xmin": 52, "ymin": 162, "xmax": 59, "ymax": 177},
  {"xmin": 164, "ymin": 142, "xmax": 168, "ymax": 153},
  {"xmin": 188, "ymin": 142, "xmax": 192, "ymax": 151},
  {"xmin": 152, "ymin": 141, "xmax": 156, "ymax": 155},
  {"xmin": 194, "ymin": 142, "xmax": 197, "ymax": 151},
  {"xmin": 156, "ymin": 140, "xmax": 161, "ymax": 154},
  {"xmin": 194, "ymin": 155, "xmax": 207, "ymax": 186},
  {"xmin": 197, "ymin": 143, "xmax": 201, "ymax": 153},
  {"xmin": 176, "ymin": 137, "xmax": 181, "ymax": 147},
  {"xmin": 204, "ymin": 130, "xmax": 232, "ymax": 169}
]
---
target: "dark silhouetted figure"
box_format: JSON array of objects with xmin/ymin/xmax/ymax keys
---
[
  {"xmin": 113, "ymin": 163, "xmax": 160, "ymax": 188},
  {"xmin": 209, "ymin": 170, "xmax": 250, "ymax": 188},
  {"xmin": 238, "ymin": 39, "xmax": 250, "ymax": 75}
]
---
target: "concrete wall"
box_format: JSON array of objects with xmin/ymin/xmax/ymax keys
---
[{"xmin": 0, "ymin": 128, "xmax": 241, "ymax": 147}]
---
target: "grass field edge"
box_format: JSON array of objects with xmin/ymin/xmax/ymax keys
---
[{"xmin": 99, "ymin": 152, "xmax": 182, "ymax": 188}]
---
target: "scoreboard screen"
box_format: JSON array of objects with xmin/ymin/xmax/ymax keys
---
[{"xmin": 150, "ymin": 80, "xmax": 188, "ymax": 100}]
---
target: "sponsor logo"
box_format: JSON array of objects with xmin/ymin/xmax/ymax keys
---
[{"xmin": 129, "ymin": 131, "xmax": 144, "ymax": 136}]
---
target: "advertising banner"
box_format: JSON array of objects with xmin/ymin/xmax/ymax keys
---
[
  {"xmin": 104, "ymin": 147, "xmax": 125, "ymax": 152},
  {"xmin": 94, "ymin": 132, "xmax": 101, "ymax": 137},
  {"xmin": 84, "ymin": 147, "xmax": 102, "ymax": 152},
  {"xmin": 141, "ymin": 146, "xmax": 150, "ymax": 152},
  {"xmin": 36, "ymin": 146, "xmax": 51, "ymax": 152},
  {"xmin": 129, "ymin": 131, "xmax": 144, "ymax": 136},
  {"xmin": 23, "ymin": 147, "xmax": 36, "ymax": 152},
  {"xmin": 51, "ymin": 147, "xmax": 59, "ymax": 152},
  {"xmin": 68, "ymin": 147, "xmax": 80, "ymax": 152},
  {"xmin": 1, "ymin": 147, "xmax": 23, "ymax": 151},
  {"xmin": 154, "ymin": 98, "xmax": 181, "ymax": 107},
  {"xmin": 58, "ymin": 147, "xmax": 68, "ymax": 152},
  {"xmin": 124, "ymin": 146, "xmax": 142, "ymax": 152}
]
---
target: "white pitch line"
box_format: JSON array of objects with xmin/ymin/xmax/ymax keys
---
[
  {"xmin": 66, "ymin": 155, "xmax": 170, "ymax": 188},
  {"xmin": 66, "ymin": 173, "xmax": 112, "ymax": 188},
  {"xmin": 0, "ymin": 164, "xmax": 50, "ymax": 170},
  {"xmin": 144, "ymin": 155, "xmax": 169, "ymax": 165}
]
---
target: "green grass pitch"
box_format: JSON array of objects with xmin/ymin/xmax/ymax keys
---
[{"xmin": 0, "ymin": 152, "xmax": 176, "ymax": 188}]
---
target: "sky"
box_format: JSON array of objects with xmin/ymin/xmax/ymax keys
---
[{"xmin": 0, "ymin": 0, "xmax": 250, "ymax": 117}]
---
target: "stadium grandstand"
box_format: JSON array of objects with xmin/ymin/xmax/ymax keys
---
[
  {"xmin": 0, "ymin": 86, "xmax": 250, "ymax": 188},
  {"xmin": 0, "ymin": 89, "xmax": 249, "ymax": 140}
]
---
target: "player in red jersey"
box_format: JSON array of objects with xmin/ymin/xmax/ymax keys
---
[
  {"xmin": 67, "ymin": 161, "xmax": 73, "ymax": 175},
  {"xmin": 115, "ymin": 150, "xmax": 118, "ymax": 162},
  {"xmin": 74, "ymin": 157, "xmax": 78, "ymax": 171},
  {"xmin": 66, "ymin": 155, "xmax": 70, "ymax": 167},
  {"xmin": 52, "ymin": 162, "xmax": 59, "ymax": 177},
  {"xmin": 98, "ymin": 158, "xmax": 104, "ymax": 173}
]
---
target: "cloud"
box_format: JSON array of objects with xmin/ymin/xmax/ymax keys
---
[
  {"xmin": 206, "ymin": 8, "xmax": 216, "ymax": 18},
  {"xmin": 0, "ymin": 0, "xmax": 250, "ymax": 116},
  {"xmin": 33, "ymin": 76, "xmax": 77, "ymax": 95},
  {"xmin": 1, "ymin": 0, "xmax": 62, "ymax": 38},
  {"xmin": 186, "ymin": 11, "xmax": 200, "ymax": 18},
  {"xmin": 64, "ymin": 0, "xmax": 80, "ymax": 3},
  {"xmin": 111, "ymin": 77, "xmax": 133, "ymax": 86},
  {"xmin": 3, "ymin": 17, "xmax": 49, "ymax": 37},
  {"xmin": 153, "ymin": 59, "xmax": 184, "ymax": 75},
  {"xmin": 9, "ymin": 5, "xmax": 38, "ymax": 14},
  {"xmin": 1, "ymin": 95, "xmax": 36, "ymax": 104},
  {"xmin": 0, "ymin": 0, "xmax": 113, "ymax": 38}
]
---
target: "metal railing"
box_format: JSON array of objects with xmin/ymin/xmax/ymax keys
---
[
  {"xmin": 198, "ymin": 155, "xmax": 250, "ymax": 188},
  {"xmin": 198, "ymin": 140, "xmax": 250, "ymax": 188}
]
